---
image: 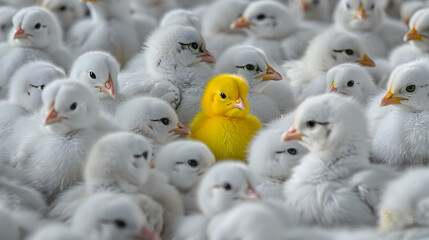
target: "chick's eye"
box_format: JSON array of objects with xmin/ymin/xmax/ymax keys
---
[
  {"xmin": 89, "ymin": 71, "xmax": 96, "ymax": 79},
  {"xmin": 0, "ymin": 24, "xmax": 6, "ymax": 31},
  {"xmin": 189, "ymin": 42, "xmax": 199, "ymax": 50},
  {"xmin": 70, "ymin": 102, "xmax": 77, "ymax": 110},
  {"xmin": 345, "ymin": 49, "xmax": 354, "ymax": 56},
  {"xmin": 142, "ymin": 151, "xmax": 148, "ymax": 159},
  {"xmin": 347, "ymin": 80, "xmax": 354, "ymax": 87},
  {"xmin": 114, "ymin": 220, "xmax": 126, "ymax": 229},
  {"xmin": 406, "ymin": 84, "xmax": 416, "ymax": 93},
  {"xmin": 244, "ymin": 64, "xmax": 256, "ymax": 72},
  {"xmin": 287, "ymin": 148, "xmax": 297, "ymax": 155},
  {"xmin": 307, "ymin": 121, "xmax": 316, "ymax": 128},
  {"xmin": 187, "ymin": 159, "xmax": 198, "ymax": 168},
  {"xmin": 313, "ymin": 0, "xmax": 319, "ymax": 5},
  {"xmin": 34, "ymin": 23, "xmax": 41, "ymax": 29},
  {"xmin": 59, "ymin": 5, "xmax": 67, "ymax": 11},
  {"xmin": 40, "ymin": 85, "xmax": 45, "ymax": 90},
  {"xmin": 223, "ymin": 183, "xmax": 232, "ymax": 191},
  {"xmin": 370, "ymin": 4, "xmax": 375, "ymax": 10},
  {"xmin": 346, "ymin": 3, "xmax": 351, "ymax": 9},
  {"xmin": 256, "ymin": 14, "xmax": 266, "ymax": 20},
  {"xmin": 160, "ymin": 118, "xmax": 170, "ymax": 125},
  {"xmin": 220, "ymin": 92, "xmax": 226, "ymax": 99}
]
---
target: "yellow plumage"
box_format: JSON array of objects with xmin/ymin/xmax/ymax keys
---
[{"xmin": 189, "ymin": 74, "xmax": 261, "ymax": 161}]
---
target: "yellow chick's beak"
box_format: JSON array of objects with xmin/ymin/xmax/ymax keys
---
[
  {"xmin": 256, "ymin": 64, "xmax": 283, "ymax": 81},
  {"xmin": 329, "ymin": 81, "xmax": 338, "ymax": 93},
  {"xmin": 13, "ymin": 25, "xmax": 32, "ymax": 40},
  {"xmin": 168, "ymin": 122, "xmax": 191, "ymax": 136},
  {"xmin": 380, "ymin": 88, "xmax": 408, "ymax": 107},
  {"xmin": 356, "ymin": 54, "xmax": 376, "ymax": 67},
  {"xmin": 354, "ymin": 4, "xmax": 368, "ymax": 20},
  {"xmin": 45, "ymin": 105, "xmax": 68, "ymax": 125},
  {"xmin": 96, "ymin": 74, "xmax": 116, "ymax": 99},
  {"xmin": 231, "ymin": 16, "xmax": 251, "ymax": 29},
  {"xmin": 281, "ymin": 124, "xmax": 306, "ymax": 142},
  {"xmin": 234, "ymin": 184, "xmax": 261, "ymax": 201},
  {"xmin": 232, "ymin": 96, "xmax": 246, "ymax": 110},
  {"xmin": 404, "ymin": 26, "xmax": 428, "ymax": 42},
  {"xmin": 300, "ymin": 0, "xmax": 310, "ymax": 11},
  {"xmin": 198, "ymin": 49, "xmax": 216, "ymax": 64}
]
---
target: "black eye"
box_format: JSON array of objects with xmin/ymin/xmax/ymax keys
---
[
  {"xmin": 0, "ymin": 24, "xmax": 6, "ymax": 31},
  {"xmin": 187, "ymin": 159, "xmax": 198, "ymax": 168},
  {"xmin": 346, "ymin": 3, "xmax": 351, "ymax": 9},
  {"xmin": 70, "ymin": 102, "xmax": 77, "ymax": 110},
  {"xmin": 256, "ymin": 14, "xmax": 266, "ymax": 20},
  {"xmin": 307, "ymin": 121, "xmax": 316, "ymax": 128},
  {"xmin": 190, "ymin": 42, "xmax": 199, "ymax": 50},
  {"xmin": 406, "ymin": 84, "xmax": 416, "ymax": 93},
  {"xmin": 142, "ymin": 151, "xmax": 148, "ymax": 159},
  {"xmin": 59, "ymin": 5, "xmax": 67, "ymax": 11},
  {"xmin": 114, "ymin": 220, "xmax": 126, "ymax": 229},
  {"xmin": 313, "ymin": 0, "xmax": 319, "ymax": 5},
  {"xmin": 244, "ymin": 64, "xmax": 255, "ymax": 71},
  {"xmin": 223, "ymin": 183, "xmax": 232, "ymax": 191},
  {"xmin": 347, "ymin": 80, "xmax": 354, "ymax": 87},
  {"xmin": 34, "ymin": 23, "xmax": 41, "ymax": 29},
  {"xmin": 40, "ymin": 85, "xmax": 45, "ymax": 90},
  {"xmin": 89, "ymin": 71, "xmax": 96, "ymax": 79},
  {"xmin": 220, "ymin": 92, "xmax": 226, "ymax": 99},
  {"xmin": 287, "ymin": 148, "xmax": 297, "ymax": 155},
  {"xmin": 345, "ymin": 49, "xmax": 354, "ymax": 56},
  {"xmin": 160, "ymin": 118, "xmax": 170, "ymax": 125},
  {"xmin": 370, "ymin": 4, "xmax": 375, "ymax": 10},
  {"xmin": 133, "ymin": 154, "xmax": 141, "ymax": 158}
]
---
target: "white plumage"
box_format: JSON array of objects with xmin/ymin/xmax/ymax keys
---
[
  {"xmin": 0, "ymin": 6, "xmax": 16, "ymax": 41},
  {"xmin": 37, "ymin": 0, "xmax": 86, "ymax": 33}
]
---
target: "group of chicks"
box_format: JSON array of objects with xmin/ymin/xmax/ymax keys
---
[{"xmin": 1, "ymin": 0, "xmax": 429, "ymax": 239}]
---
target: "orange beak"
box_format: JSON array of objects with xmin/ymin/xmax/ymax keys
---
[
  {"xmin": 301, "ymin": 0, "xmax": 310, "ymax": 11},
  {"xmin": 354, "ymin": 4, "xmax": 368, "ymax": 20},
  {"xmin": 45, "ymin": 105, "xmax": 68, "ymax": 125},
  {"xmin": 13, "ymin": 25, "xmax": 32, "ymax": 40},
  {"xmin": 256, "ymin": 64, "xmax": 283, "ymax": 81},
  {"xmin": 403, "ymin": 18, "xmax": 410, "ymax": 26},
  {"xmin": 380, "ymin": 88, "xmax": 408, "ymax": 106},
  {"xmin": 231, "ymin": 15, "xmax": 251, "ymax": 29},
  {"xmin": 404, "ymin": 26, "xmax": 428, "ymax": 42},
  {"xmin": 281, "ymin": 124, "xmax": 305, "ymax": 142},
  {"xmin": 235, "ymin": 184, "xmax": 261, "ymax": 201},
  {"xmin": 168, "ymin": 122, "xmax": 191, "ymax": 136},
  {"xmin": 96, "ymin": 74, "xmax": 116, "ymax": 99},
  {"xmin": 232, "ymin": 96, "xmax": 246, "ymax": 110},
  {"xmin": 356, "ymin": 54, "xmax": 376, "ymax": 67},
  {"xmin": 198, "ymin": 49, "xmax": 216, "ymax": 63}
]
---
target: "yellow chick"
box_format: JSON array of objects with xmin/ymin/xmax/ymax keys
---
[{"xmin": 189, "ymin": 74, "xmax": 261, "ymax": 161}]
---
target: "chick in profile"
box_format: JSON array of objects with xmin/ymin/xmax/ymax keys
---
[{"xmin": 189, "ymin": 74, "xmax": 261, "ymax": 161}]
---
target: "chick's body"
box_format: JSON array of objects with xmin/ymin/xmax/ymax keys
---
[{"xmin": 190, "ymin": 74, "xmax": 261, "ymax": 161}]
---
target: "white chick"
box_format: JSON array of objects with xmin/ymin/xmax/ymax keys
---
[
  {"xmin": 71, "ymin": 193, "xmax": 158, "ymax": 240},
  {"xmin": 0, "ymin": 208, "xmax": 19, "ymax": 240},
  {"xmin": 284, "ymin": 29, "xmax": 375, "ymax": 103},
  {"xmin": 28, "ymin": 224, "xmax": 83, "ymax": 240},
  {"xmin": 0, "ymin": 6, "xmax": 71, "ymax": 85},
  {"xmin": 390, "ymin": 8, "xmax": 429, "ymax": 67},
  {"xmin": 70, "ymin": 51, "xmax": 123, "ymax": 115},
  {"xmin": 0, "ymin": 0, "xmax": 36, "ymax": 8},
  {"xmin": 208, "ymin": 202, "xmax": 296, "ymax": 240},
  {"xmin": 12, "ymin": 80, "xmax": 108, "ymax": 202},
  {"xmin": 0, "ymin": 7, "xmax": 16, "ymax": 42},
  {"xmin": 130, "ymin": 0, "xmax": 178, "ymax": 21},
  {"xmin": 174, "ymin": 161, "xmax": 261, "ymax": 240},
  {"xmin": 156, "ymin": 140, "xmax": 215, "ymax": 214},
  {"xmin": 231, "ymin": 0, "xmax": 319, "ymax": 63},
  {"xmin": 288, "ymin": 0, "xmax": 332, "ymax": 22},
  {"xmin": 334, "ymin": 0, "xmax": 408, "ymax": 58},
  {"xmin": 282, "ymin": 93, "xmax": 395, "ymax": 227},
  {"xmin": 0, "ymin": 61, "xmax": 65, "ymax": 158},
  {"xmin": 368, "ymin": 58, "xmax": 429, "ymax": 170},
  {"xmin": 115, "ymin": 97, "xmax": 191, "ymax": 157},
  {"xmin": 382, "ymin": 0, "xmax": 404, "ymax": 19},
  {"xmin": 326, "ymin": 63, "xmax": 379, "ymax": 105},
  {"xmin": 67, "ymin": 0, "xmax": 155, "ymax": 66},
  {"xmin": 120, "ymin": 25, "xmax": 215, "ymax": 125},
  {"xmin": 49, "ymin": 132, "xmax": 164, "ymax": 234},
  {"xmin": 215, "ymin": 45, "xmax": 296, "ymax": 123},
  {"xmin": 200, "ymin": 0, "xmax": 248, "ymax": 58},
  {"xmin": 37, "ymin": 0, "xmax": 85, "ymax": 33},
  {"xmin": 159, "ymin": 9, "xmax": 201, "ymax": 31},
  {"xmin": 247, "ymin": 128, "xmax": 308, "ymax": 201},
  {"xmin": 378, "ymin": 169, "xmax": 429, "ymax": 233},
  {"xmin": 400, "ymin": 0, "xmax": 426, "ymax": 26}
]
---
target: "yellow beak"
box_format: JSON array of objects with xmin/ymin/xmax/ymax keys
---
[
  {"xmin": 356, "ymin": 54, "xmax": 376, "ymax": 67},
  {"xmin": 354, "ymin": 4, "xmax": 368, "ymax": 20},
  {"xmin": 380, "ymin": 88, "xmax": 408, "ymax": 106},
  {"xmin": 231, "ymin": 16, "xmax": 251, "ymax": 29},
  {"xmin": 404, "ymin": 26, "xmax": 428, "ymax": 42}
]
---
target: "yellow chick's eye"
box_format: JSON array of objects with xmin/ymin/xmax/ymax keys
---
[{"xmin": 220, "ymin": 92, "xmax": 227, "ymax": 99}]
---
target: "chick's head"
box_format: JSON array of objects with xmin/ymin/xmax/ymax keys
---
[{"xmin": 202, "ymin": 74, "xmax": 250, "ymax": 117}]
